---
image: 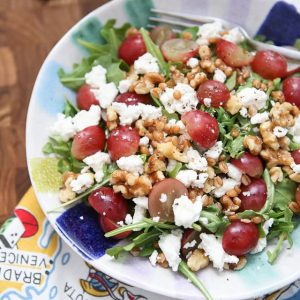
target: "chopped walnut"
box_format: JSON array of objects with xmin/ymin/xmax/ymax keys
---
[
  {"xmin": 260, "ymin": 148, "xmax": 293, "ymax": 168},
  {"xmin": 224, "ymin": 95, "xmax": 242, "ymax": 115},
  {"xmin": 224, "ymin": 256, "xmax": 247, "ymax": 271},
  {"xmin": 187, "ymin": 249, "xmax": 209, "ymax": 272},
  {"xmin": 157, "ymin": 142, "xmax": 188, "ymax": 163},
  {"xmin": 243, "ymin": 135, "xmax": 262, "ymax": 155},
  {"xmin": 269, "ymin": 167, "xmax": 283, "ymax": 183},
  {"xmin": 270, "ymin": 102, "xmax": 298, "ymax": 127},
  {"xmin": 59, "ymin": 172, "xmax": 77, "ymax": 202},
  {"xmin": 259, "ymin": 121, "xmax": 279, "ymax": 151},
  {"xmin": 145, "ymin": 154, "xmax": 166, "ymax": 173}
]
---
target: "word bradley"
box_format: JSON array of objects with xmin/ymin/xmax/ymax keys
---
[{"xmin": 0, "ymin": 266, "xmax": 42, "ymax": 285}]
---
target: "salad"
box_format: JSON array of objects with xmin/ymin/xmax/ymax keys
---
[{"xmin": 44, "ymin": 19, "xmax": 300, "ymax": 299}]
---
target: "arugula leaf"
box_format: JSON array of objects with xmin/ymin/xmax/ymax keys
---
[
  {"xmin": 140, "ymin": 28, "xmax": 169, "ymax": 76},
  {"xmin": 77, "ymin": 39, "xmax": 111, "ymax": 54},
  {"xmin": 267, "ymin": 232, "xmax": 287, "ymax": 264},
  {"xmin": 168, "ymin": 162, "xmax": 183, "ymax": 178},
  {"xmin": 180, "ymin": 26, "xmax": 199, "ymax": 40},
  {"xmin": 290, "ymin": 140, "xmax": 300, "ymax": 151},
  {"xmin": 224, "ymin": 135, "xmax": 245, "ymax": 159},
  {"xmin": 260, "ymin": 169, "xmax": 275, "ymax": 214},
  {"xmin": 63, "ymin": 99, "xmax": 79, "ymax": 117},
  {"xmin": 225, "ymin": 71, "xmax": 237, "ymax": 91},
  {"xmin": 106, "ymin": 62, "xmax": 126, "ymax": 85},
  {"xmin": 273, "ymin": 178, "xmax": 297, "ymax": 210}
]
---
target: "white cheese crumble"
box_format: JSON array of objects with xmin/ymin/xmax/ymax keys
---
[
  {"xmin": 237, "ymin": 88, "xmax": 268, "ymax": 116},
  {"xmin": 183, "ymin": 240, "xmax": 197, "ymax": 249},
  {"xmin": 186, "ymin": 57, "xmax": 199, "ymax": 68},
  {"xmin": 213, "ymin": 69, "xmax": 226, "ymax": 83},
  {"xmin": 203, "ymin": 98, "xmax": 212, "ymax": 107},
  {"xmin": 222, "ymin": 27, "xmax": 245, "ymax": 44},
  {"xmin": 291, "ymin": 162, "xmax": 300, "ymax": 173},
  {"xmin": 250, "ymin": 112, "xmax": 269, "ymax": 124},
  {"xmin": 186, "ymin": 147, "xmax": 208, "ymax": 171},
  {"xmin": 50, "ymin": 113, "xmax": 76, "ymax": 141},
  {"xmin": 83, "ymin": 151, "xmax": 111, "ymax": 182},
  {"xmin": 139, "ymin": 136, "xmax": 150, "ymax": 146},
  {"xmin": 132, "ymin": 196, "xmax": 148, "ymax": 209},
  {"xmin": 125, "ymin": 214, "xmax": 133, "ymax": 225},
  {"xmin": 227, "ymin": 163, "xmax": 242, "ymax": 182},
  {"xmin": 153, "ymin": 216, "xmax": 160, "ymax": 222},
  {"xmin": 134, "ymin": 53, "xmax": 159, "ymax": 74},
  {"xmin": 91, "ymin": 82, "xmax": 118, "ymax": 109},
  {"xmin": 132, "ymin": 205, "xmax": 147, "ymax": 227},
  {"xmin": 176, "ymin": 170, "xmax": 208, "ymax": 189},
  {"xmin": 116, "ymin": 155, "xmax": 144, "ymax": 175},
  {"xmin": 204, "ymin": 141, "xmax": 223, "ymax": 160},
  {"xmin": 160, "ymin": 193, "xmax": 168, "ymax": 203},
  {"xmin": 289, "ymin": 115, "xmax": 300, "ymax": 143},
  {"xmin": 160, "ymin": 83, "xmax": 198, "ymax": 115},
  {"xmin": 199, "ymin": 233, "xmax": 239, "ymax": 271},
  {"xmin": 173, "ymin": 195, "xmax": 203, "ymax": 228},
  {"xmin": 214, "ymin": 178, "xmax": 239, "ymax": 198},
  {"xmin": 273, "ymin": 126, "xmax": 288, "ymax": 138},
  {"xmin": 243, "ymin": 191, "xmax": 251, "ymax": 196},
  {"xmin": 72, "ymin": 105, "xmax": 101, "ymax": 131},
  {"xmin": 118, "ymin": 79, "xmax": 132, "ymax": 93},
  {"xmin": 250, "ymin": 218, "xmax": 274, "ymax": 254},
  {"xmin": 149, "ymin": 250, "xmax": 158, "ymax": 267},
  {"xmin": 239, "ymin": 107, "xmax": 248, "ymax": 118},
  {"xmin": 70, "ymin": 173, "xmax": 94, "ymax": 193},
  {"xmin": 158, "ymin": 229, "xmax": 183, "ymax": 271},
  {"xmin": 84, "ymin": 65, "xmax": 107, "ymax": 88},
  {"xmin": 196, "ymin": 21, "xmax": 223, "ymax": 45},
  {"xmin": 166, "ymin": 159, "xmax": 177, "ymax": 172}
]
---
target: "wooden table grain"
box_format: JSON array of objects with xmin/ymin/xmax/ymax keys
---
[{"xmin": 0, "ymin": 0, "xmax": 107, "ymax": 224}]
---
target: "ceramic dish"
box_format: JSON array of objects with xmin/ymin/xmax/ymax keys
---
[{"xmin": 26, "ymin": 0, "xmax": 300, "ymax": 299}]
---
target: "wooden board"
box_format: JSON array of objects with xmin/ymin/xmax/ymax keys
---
[{"xmin": 0, "ymin": 0, "xmax": 107, "ymax": 224}]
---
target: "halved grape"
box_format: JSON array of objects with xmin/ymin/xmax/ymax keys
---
[
  {"xmin": 99, "ymin": 216, "xmax": 131, "ymax": 240},
  {"xmin": 283, "ymin": 77, "xmax": 300, "ymax": 108},
  {"xmin": 77, "ymin": 84, "xmax": 99, "ymax": 110},
  {"xmin": 116, "ymin": 92, "xmax": 151, "ymax": 106},
  {"xmin": 150, "ymin": 25, "xmax": 176, "ymax": 47}
]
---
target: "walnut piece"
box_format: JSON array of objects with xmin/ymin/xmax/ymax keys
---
[
  {"xmin": 157, "ymin": 142, "xmax": 188, "ymax": 163},
  {"xmin": 243, "ymin": 135, "xmax": 262, "ymax": 155},
  {"xmin": 187, "ymin": 249, "xmax": 209, "ymax": 272}
]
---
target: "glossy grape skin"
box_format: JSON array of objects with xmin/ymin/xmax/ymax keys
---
[
  {"xmin": 150, "ymin": 25, "xmax": 176, "ymax": 47},
  {"xmin": 283, "ymin": 77, "xmax": 300, "ymax": 108},
  {"xmin": 181, "ymin": 110, "xmax": 219, "ymax": 149},
  {"xmin": 115, "ymin": 92, "xmax": 151, "ymax": 106},
  {"xmin": 118, "ymin": 33, "xmax": 147, "ymax": 65},
  {"xmin": 148, "ymin": 178, "xmax": 188, "ymax": 222},
  {"xmin": 231, "ymin": 152, "xmax": 263, "ymax": 178},
  {"xmin": 222, "ymin": 221, "xmax": 259, "ymax": 256},
  {"xmin": 71, "ymin": 126, "xmax": 106, "ymax": 160},
  {"xmin": 181, "ymin": 229, "xmax": 201, "ymax": 257},
  {"xmin": 239, "ymin": 178, "xmax": 267, "ymax": 212},
  {"xmin": 197, "ymin": 80, "xmax": 230, "ymax": 107},
  {"xmin": 76, "ymin": 84, "xmax": 99, "ymax": 110},
  {"xmin": 88, "ymin": 187, "xmax": 128, "ymax": 222},
  {"xmin": 251, "ymin": 50, "xmax": 287, "ymax": 80},
  {"xmin": 291, "ymin": 150, "xmax": 300, "ymax": 164},
  {"xmin": 99, "ymin": 216, "xmax": 131, "ymax": 240},
  {"xmin": 107, "ymin": 126, "xmax": 140, "ymax": 161},
  {"xmin": 216, "ymin": 39, "xmax": 253, "ymax": 67}
]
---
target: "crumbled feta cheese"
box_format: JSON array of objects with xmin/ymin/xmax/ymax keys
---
[
  {"xmin": 196, "ymin": 21, "xmax": 223, "ymax": 46},
  {"xmin": 160, "ymin": 193, "xmax": 168, "ymax": 203},
  {"xmin": 239, "ymin": 107, "xmax": 248, "ymax": 118},
  {"xmin": 50, "ymin": 113, "xmax": 76, "ymax": 141},
  {"xmin": 149, "ymin": 145, "xmax": 154, "ymax": 155},
  {"xmin": 166, "ymin": 159, "xmax": 177, "ymax": 172},
  {"xmin": 116, "ymin": 155, "xmax": 144, "ymax": 175},
  {"xmin": 186, "ymin": 147, "xmax": 208, "ymax": 171},
  {"xmin": 273, "ymin": 126, "xmax": 288, "ymax": 138},
  {"xmin": 243, "ymin": 191, "xmax": 251, "ymax": 196},
  {"xmin": 118, "ymin": 79, "xmax": 132, "ymax": 93},
  {"xmin": 250, "ymin": 112, "xmax": 269, "ymax": 124},
  {"xmin": 199, "ymin": 233, "xmax": 239, "ymax": 271},
  {"xmin": 227, "ymin": 163, "xmax": 242, "ymax": 182},
  {"xmin": 222, "ymin": 27, "xmax": 245, "ymax": 44},
  {"xmin": 132, "ymin": 196, "xmax": 148, "ymax": 209},
  {"xmin": 72, "ymin": 105, "xmax": 101, "ymax": 131},
  {"xmin": 140, "ymin": 104, "xmax": 162, "ymax": 120},
  {"xmin": 125, "ymin": 214, "xmax": 133, "ymax": 225},
  {"xmin": 203, "ymin": 98, "xmax": 212, "ymax": 107},
  {"xmin": 117, "ymin": 220, "xmax": 124, "ymax": 226},
  {"xmin": 139, "ymin": 136, "xmax": 149, "ymax": 146},
  {"xmin": 83, "ymin": 151, "xmax": 111, "ymax": 182},
  {"xmin": 193, "ymin": 173, "xmax": 209, "ymax": 189},
  {"xmin": 160, "ymin": 83, "xmax": 198, "ymax": 114},
  {"xmin": 176, "ymin": 170, "xmax": 197, "ymax": 187},
  {"xmin": 153, "ymin": 216, "xmax": 160, "ymax": 222},
  {"xmin": 149, "ymin": 250, "xmax": 158, "ymax": 267},
  {"xmin": 186, "ymin": 57, "xmax": 199, "ymax": 68},
  {"xmin": 158, "ymin": 229, "xmax": 183, "ymax": 271},
  {"xmin": 237, "ymin": 88, "xmax": 268, "ymax": 115},
  {"xmin": 214, "ymin": 178, "xmax": 239, "ymax": 198},
  {"xmin": 85, "ymin": 65, "xmax": 107, "ymax": 88},
  {"xmin": 213, "ymin": 69, "xmax": 226, "ymax": 83},
  {"xmin": 289, "ymin": 115, "xmax": 300, "ymax": 143},
  {"xmin": 91, "ymin": 82, "xmax": 118, "ymax": 109},
  {"xmin": 204, "ymin": 141, "xmax": 223, "ymax": 160},
  {"xmin": 134, "ymin": 53, "xmax": 159, "ymax": 74},
  {"xmin": 132, "ymin": 205, "xmax": 147, "ymax": 226},
  {"xmin": 183, "ymin": 240, "xmax": 197, "ymax": 249},
  {"xmin": 250, "ymin": 218, "xmax": 274, "ymax": 254},
  {"xmin": 70, "ymin": 173, "xmax": 94, "ymax": 193},
  {"xmin": 173, "ymin": 195, "xmax": 203, "ymax": 228},
  {"xmin": 291, "ymin": 162, "xmax": 300, "ymax": 173}
]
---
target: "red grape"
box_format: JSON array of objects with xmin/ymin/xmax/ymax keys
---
[
  {"xmin": 239, "ymin": 178, "xmax": 267, "ymax": 212},
  {"xmin": 181, "ymin": 110, "xmax": 219, "ymax": 149},
  {"xmin": 197, "ymin": 80, "xmax": 230, "ymax": 107},
  {"xmin": 76, "ymin": 84, "xmax": 99, "ymax": 110},
  {"xmin": 107, "ymin": 125, "xmax": 140, "ymax": 161},
  {"xmin": 291, "ymin": 149, "xmax": 300, "ymax": 164},
  {"xmin": 150, "ymin": 25, "xmax": 176, "ymax": 47},
  {"xmin": 295, "ymin": 185, "xmax": 300, "ymax": 207},
  {"xmin": 222, "ymin": 221, "xmax": 259, "ymax": 256},
  {"xmin": 216, "ymin": 39, "xmax": 253, "ymax": 68},
  {"xmin": 118, "ymin": 33, "xmax": 146, "ymax": 65},
  {"xmin": 71, "ymin": 126, "xmax": 105, "ymax": 160},
  {"xmin": 251, "ymin": 50, "xmax": 287, "ymax": 80},
  {"xmin": 99, "ymin": 216, "xmax": 131, "ymax": 240},
  {"xmin": 88, "ymin": 187, "xmax": 128, "ymax": 222},
  {"xmin": 115, "ymin": 92, "xmax": 151, "ymax": 106},
  {"xmin": 231, "ymin": 152, "xmax": 263, "ymax": 178},
  {"xmin": 148, "ymin": 178, "xmax": 188, "ymax": 222},
  {"xmin": 283, "ymin": 77, "xmax": 300, "ymax": 108},
  {"xmin": 181, "ymin": 229, "xmax": 201, "ymax": 256},
  {"xmin": 161, "ymin": 38, "xmax": 198, "ymax": 63}
]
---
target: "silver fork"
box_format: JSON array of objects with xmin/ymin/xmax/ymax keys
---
[{"xmin": 149, "ymin": 8, "xmax": 300, "ymax": 62}]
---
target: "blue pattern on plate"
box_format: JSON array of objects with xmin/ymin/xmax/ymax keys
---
[
  {"xmin": 257, "ymin": 1, "xmax": 300, "ymax": 46},
  {"xmin": 56, "ymin": 203, "xmax": 118, "ymax": 260}
]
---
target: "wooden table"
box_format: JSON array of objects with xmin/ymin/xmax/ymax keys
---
[{"xmin": 0, "ymin": 0, "xmax": 107, "ymax": 224}]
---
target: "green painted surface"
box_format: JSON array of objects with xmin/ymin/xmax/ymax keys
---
[{"xmin": 31, "ymin": 158, "xmax": 62, "ymax": 192}]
